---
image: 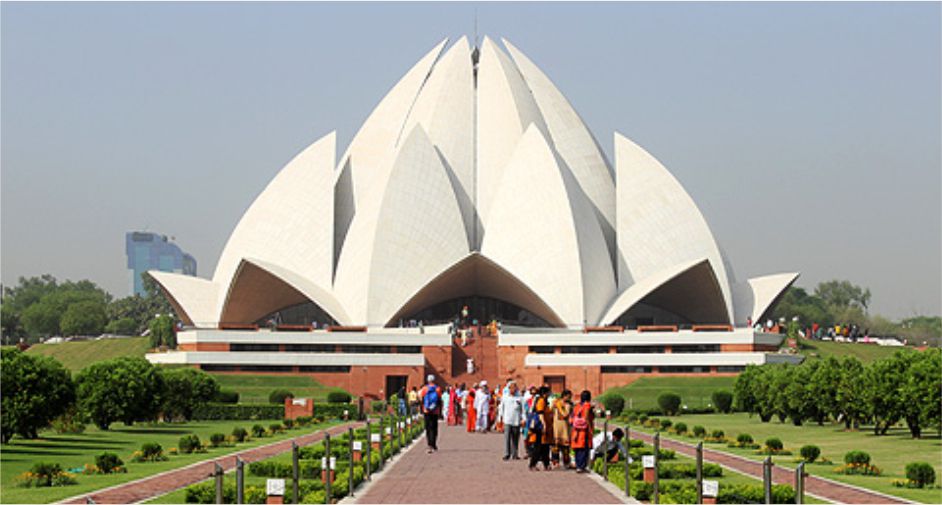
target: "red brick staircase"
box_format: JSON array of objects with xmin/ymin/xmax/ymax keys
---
[{"xmin": 449, "ymin": 325, "xmax": 500, "ymax": 387}]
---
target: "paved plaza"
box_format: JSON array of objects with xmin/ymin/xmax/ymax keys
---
[{"xmin": 355, "ymin": 424, "xmax": 628, "ymax": 504}]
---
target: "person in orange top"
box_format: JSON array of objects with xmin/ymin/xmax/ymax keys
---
[
  {"xmin": 527, "ymin": 386, "xmax": 553, "ymax": 471},
  {"xmin": 570, "ymin": 389, "xmax": 595, "ymax": 473},
  {"xmin": 551, "ymin": 390, "xmax": 573, "ymax": 469},
  {"xmin": 465, "ymin": 383, "xmax": 477, "ymax": 433}
]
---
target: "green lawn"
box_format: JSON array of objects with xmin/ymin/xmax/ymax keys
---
[
  {"xmin": 604, "ymin": 376, "xmax": 737, "ymax": 412},
  {"xmin": 630, "ymin": 413, "xmax": 942, "ymax": 503},
  {"xmin": 798, "ymin": 339, "xmax": 904, "ymax": 364},
  {"xmin": 24, "ymin": 337, "xmax": 150, "ymax": 372},
  {"xmin": 0, "ymin": 419, "xmax": 340, "ymax": 504},
  {"xmin": 211, "ymin": 374, "xmax": 347, "ymax": 403}
]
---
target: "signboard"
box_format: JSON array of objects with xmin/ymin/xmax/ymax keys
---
[
  {"xmin": 642, "ymin": 455, "xmax": 656, "ymax": 468},
  {"xmin": 292, "ymin": 398, "xmax": 307, "ymax": 406},
  {"xmin": 406, "ymin": 418, "xmax": 411, "ymax": 426},
  {"xmin": 266, "ymin": 479, "xmax": 285, "ymax": 496},
  {"xmin": 703, "ymin": 480, "xmax": 719, "ymax": 497},
  {"xmin": 353, "ymin": 441, "xmax": 363, "ymax": 451},
  {"xmin": 385, "ymin": 427, "xmax": 391, "ymax": 435},
  {"xmin": 320, "ymin": 457, "xmax": 337, "ymax": 469},
  {"xmin": 605, "ymin": 410, "xmax": 612, "ymax": 417},
  {"xmin": 371, "ymin": 433, "xmax": 381, "ymax": 442}
]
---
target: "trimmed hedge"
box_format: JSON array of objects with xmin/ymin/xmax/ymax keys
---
[
  {"xmin": 657, "ymin": 393, "xmax": 682, "ymax": 416},
  {"xmin": 905, "ymin": 462, "xmax": 936, "ymax": 488},
  {"xmin": 327, "ymin": 391, "xmax": 352, "ymax": 404},
  {"xmin": 192, "ymin": 403, "xmax": 285, "ymax": 421},
  {"xmin": 800, "ymin": 445, "xmax": 820, "ymax": 463},
  {"xmin": 214, "ymin": 390, "xmax": 240, "ymax": 404},
  {"xmin": 269, "ymin": 389, "xmax": 293, "ymax": 404}
]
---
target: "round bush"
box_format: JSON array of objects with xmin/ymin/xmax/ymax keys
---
[
  {"xmin": 179, "ymin": 434, "xmax": 202, "ymax": 454},
  {"xmin": 648, "ymin": 417, "xmax": 661, "ymax": 428},
  {"xmin": 657, "ymin": 393, "xmax": 682, "ymax": 416},
  {"xmin": 712, "ymin": 390, "xmax": 734, "ymax": 413},
  {"xmin": 231, "ymin": 427, "xmax": 248, "ymax": 442},
  {"xmin": 269, "ymin": 389, "xmax": 294, "ymax": 404},
  {"xmin": 844, "ymin": 450, "xmax": 871, "ymax": 466},
  {"xmin": 252, "ymin": 424, "xmax": 266, "ymax": 437},
  {"xmin": 327, "ymin": 391, "xmax": 352, "ymax": 404},
  {"xmin": 765, "ymin": 438, "xmax": 784, "ymax": 451},
  {"xmin": 711, "ymin": 429, "xmax": 725, "ymax": 439},
  {"xmin": 95, "ymin": 452, "xmax": 123, "ymax": 474},
  {"xmin": 692, "ymin": 425, "xmax": 706, "ymax": 437},
  {"xmin": 737, "ymin": 433, "xmax": 754, "ymax": 444},
  {"xmin": 673, "ymin": 422, "xmax": 688, "ymax": 435},
  {"xmin": 799, "ymin": 445, "xmax": 820, "ymax": 463},
  {"xmin": 638, "ymin": 414, "xmax": 649, "ymax": 423},
  {"xmin": 215, "ymin": 390, "xmax": 240, "ymax": 404},
  {"xmin": 269, "ymin": 423, "xmax": 283, "ymax": 434},
  {"xmin": 283, "ymin": 418, "xmax": 295, "ymax": 429},
  {"xmin": 209, "ymin": 433, "xmax": 226, "ymax": 447},
  {"xmin": 660, "ymin": 419, "xmax": 673, "ymax": 430},
  {"xmin": 600, "ymin": 394, "xmax": 625, "ymax": 417},
  {"xmin": 141, "ymin": 442, "xmax": 163, "ymax": 459},
  {"xmin": 905, "ymin": 462, "xmax": 936, "ymax": 488}
]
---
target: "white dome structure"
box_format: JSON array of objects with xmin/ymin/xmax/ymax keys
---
[{"xmin": 150, "ymin": 36, "xmax": 797, "ymax": 331}]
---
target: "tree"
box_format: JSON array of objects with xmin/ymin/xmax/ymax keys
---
[
  {"xmin": 784, "ymin": 363, "xmax": 816, "ymax": 426},
  {"xmin": 808, "ymin": 357, "xmax": 841, "ymax": 425},
  {"xmin": 106, "ymin": 276, "xmax": 175, "ymax": 336},
  {"xmin": 104, "ymin": 317, "xmax": 139, "ymax": 336},
  {"xmin": 149, "ymin": 314, "xmax": 176, "ymax": 349},
  {"xmin": 15, "ymin": 278, "xmax": 111, "ymax": 338},
  {"xmin": 771, "ymin": 287, "xmax": 832, "ymax": 327},
  {"xmin": 814, "ymin": 280, "xmax": 871, "ymax": 311},
  {"xmin": 60, "ymin": 300, "xmax": 108, "ymax": 336},
  {"xmin": 864, "ymin": 353, "xmax": 906, "ymax": 435},
  {"xmin": 160, "ymin": 368, "xmax": 220, "ymax": 421},
  {"xmin": 835, "ymin": 356, "xmax": 867, "ymax": 429},
  {"xmin": 1, "ymin": 303, "xmax": 26, "ymax": 344},
  {"xmin": 75, "ymin": 357, "xmax": 162, "ymax": 429},
  {"xmin": 1, "ymin": 349, "xmax": 75, "ymax": 441},
  {"xmin": 733, "ymin": 365, "xmax": 759, "ymax": 414},
  {"xmin": 711, "ymin": 390, "xmax": 733, "ymax": 413},
  {"xmin": 770, "ymin": 365, "xmax": 792, "ymax": 423},
  {"xmin": 900, "ymin": 349, "xmax": 941, "ymax": 438}
]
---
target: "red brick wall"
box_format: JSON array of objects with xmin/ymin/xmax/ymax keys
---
[{"xmin": 284, "ymin": 397, "xmax": 314, "ymax": 419}]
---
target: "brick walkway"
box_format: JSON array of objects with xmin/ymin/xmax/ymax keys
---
[
  {"xmin": 60, "ymin": 422, "xmax": 364, "ymax": 505},
  {"xmin": 629, "ymin": 430, "xmax": 909, "ymax": 504},
  {"xmin": 355, "ymin": 425, "xmax": 626, "ymax": 504}
]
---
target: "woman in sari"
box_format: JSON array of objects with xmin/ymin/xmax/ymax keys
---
[
  {"xmin": 570, "ymin": 390, "xmax": 595, "ymax": 473},
  {"xmin": 551, "ymin": 389, "xmax": 573, "ymax": 469},
  {"xmin": 466, "ymin": 383, "xmax": 477, "ymax": 433},
  {"xmin": 447, "ymin": 386, "xmax": 459, "ymax": 425}
]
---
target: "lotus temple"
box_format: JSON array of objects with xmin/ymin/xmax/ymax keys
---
[{"xmin": 146, "ymin": 37, "xmax": 802, "ymax": 399}]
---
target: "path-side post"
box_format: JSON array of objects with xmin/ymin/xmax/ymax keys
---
[
  {"xmin": 763, "ymin": 456, "xmax": 773, "ymax": 504},
  {"xmin": 324, "ymin": 433, "xmax": 332, "ymax": 505},
  {"xmin": 236, "ymin": 457, "xmax": 244, "ymax": 504},
  {"xmin": 795, "ymin": 462, "xmax": 805, "ymax": 504},
  {"xmin": 214, "ymin": 462, "xmax": 223, "ymax": 505},
  {"xmin": 624, "ymin": 425, "xmax": 631, "ymax": 498},
  {"xmin": 366, "ymin": 419, "xmax": 372, "ymax": 480},
  {"xmin": 348, "ymin": 427, "xmax": 355, "ymax": 498},
  {"xmin": 696, "ymin": 441, "xmax": 703, "ymax": 504},
  {"xmin": 602, "ymin": 418, "xmax": 609, "ymax": 481},
  {"xmin": 653, "ymin": 432, "xmax": 660, "ymax": 504},
  {"xmin": 379, "ymin": 416, "xmax": 385, "ymax": 470},
  {"xmin": 292, "ymin": 441, "xmax": 300, "ymax": 504}
]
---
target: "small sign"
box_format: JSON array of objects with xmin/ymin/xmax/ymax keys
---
[
  {"xmin": 292, "ymin": 398, "xmax": 307, "ymax": 406},
  {"xmin": 385, "ymin": 427, "xmax": 391, "ymax": 435},
  {"xmin": 343, "ymin": 409, "xmax": 349, "ymax": 416},
  {"xmin": 371, "ymin": 433, "xmax": 381, "ymax": 442},
  {"xmin": 320, "ymin": 457, "xmax": 337, "ymax": 469},
  {"xmin": 406, "ymin": 418, "xmax": 411, "ymax": 426},
  {"xmin": 266, "ymin": 479, "xmax": 285, "ymax": 496},
  {"xmin": 398, "ymin": 422, "xmax": 405, "ymax": 429},
  {"xmin": 353, "ymin": 441, "xmax": 363, "ymax": 451},
  {"xmin": 703, "ymin": 480, "xmax": 719, "ymax": 497},
  {"xmin": 642, "ymin": 455, "xmax": 656, "ymax": 468}
]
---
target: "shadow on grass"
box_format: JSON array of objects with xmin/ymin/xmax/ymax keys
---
[
  {"xmin": 41, "ymin": 436, "xmax": 127, "ymax": 445},
  {"xmin": 109, "ymin": 428, "xmax": 194, "ymax": 435},
  {"xmin": 1, "ymin": 447, "xmax": 84, "ymax": 456}
]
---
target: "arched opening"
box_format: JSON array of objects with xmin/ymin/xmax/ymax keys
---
[
  {"xmin": 255, "ymin": 302, "xmax": 338, "ymax": 327},
  {"xmin": 219, "ymin": 261, "xmax": 341, "ymax": 326},
  {"xmin": 386, "ymin": 253, "xmax": 565, "ymax": 327},
  {"xmin": 613, "ymin": 259, "xmax": 729, "ymax": 328}
]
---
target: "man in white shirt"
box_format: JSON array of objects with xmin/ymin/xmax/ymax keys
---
[
  {"xmin": 590, "ymin": 428, "xmax": 628, "ymax": 463},
  {"xmin": 497, "ymin": 381, "xmax": 524, "ymax": 460},
  {"xmin": 474, "ymin": 381, "xmax": 490, "ymax": 432}
]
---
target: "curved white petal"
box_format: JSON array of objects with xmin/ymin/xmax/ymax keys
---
[
  {"xmin": 600, "ymin": 258, "xmax": 706, "ymax": 325},
  {"xmin": 475, "ymin": 37, "xmax": 549, "ymax": 244},
  {"xmin": 502, "ymin": 38, "xmax": 616, "ymax": 260},
  {"xmin": 482, "ymin": 125, "xmax": 615, "ymax": 326},
  {"xmin": 147, "ymin": 271, "xmax": 219, "ymax": 328},
  {"xmin": 334, "ymin": 38, "xmax": 448, "ymax": 257},
  {"xmin": 615, "ymin": 132, "xmax": 733, "ymax": 323},
  {"xmin": 334, "ymin": 125, "xmax": 470, "ymax": 325},
  {"xmin": 213, "ymin": 131, "xmax": 336, "ymax": 318},
  {"xmin": 732, "ymin": 272, "xmax": 800, "ymax": 326}
]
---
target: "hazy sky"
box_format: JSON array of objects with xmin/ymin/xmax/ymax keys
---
[{"xmin": 2, "ymin": 2, "xmax": 940, "ymax": 319}]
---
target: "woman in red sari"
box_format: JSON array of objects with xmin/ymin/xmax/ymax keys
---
[
  {"xmin": 447, "ymin": 386, "xmax": 458, "ymax": 425},
  {"xmin": 466, "ymin": 384, "xmax": 477, "ymax": 432}
]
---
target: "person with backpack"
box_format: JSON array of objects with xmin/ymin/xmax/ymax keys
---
[
  {"xmin": 570, "ymin": 390, "xmax": 595, "ymax": 473},
  {"xmin": 527, "ymin": 386, "xmax": 553, "ymax": 471},
  {"xmin": 420, "ymin": 374, "xmax": 442, "ymax": 453}
]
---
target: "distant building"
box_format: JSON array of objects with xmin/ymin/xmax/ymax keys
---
[{"xmin": 126, "ymin": 232, "xmax": 196, "ymax": 296}]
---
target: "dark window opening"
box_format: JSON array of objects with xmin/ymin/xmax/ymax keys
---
[
  {"xmin": 671, "ymin": 345, "xmax": 721, "ymax": 353},
  {"xmin": 601, "ymin": 366, "xmax": 652, "ymax": 373},
  {"xmin": 615, "ymin": 345, "xmax": 664, "ymax": 354}
]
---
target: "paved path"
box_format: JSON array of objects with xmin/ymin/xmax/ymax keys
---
[
  {"xmin": 60, "ymin": 422, "xmax": 364, "ymax": 505},
  {"xmin": 630, "ymin": 430, "xmax": 910, "ymax": 504},
  {"xmin": 355, "ymin": 425, "xmax": 628, "ymax": 504}
]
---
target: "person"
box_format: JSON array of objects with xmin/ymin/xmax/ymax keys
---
[
  {"xmin": 466, "ymin": 357, "xmax": 474, "ymax": 373},
  {"xmin": 591, "ymin": 428, "xmax": 626, "ymax": 463},
  {"xmin": 397, "ymin": 387, "xmax": 407, "ymax": 416},
  {"xmin": 446, "ymin": 386, "xmax": 458, "ymax": 425},
  {"xmin": 522, "ymin": 385, "xmax": 535, "ymax": 458},
  {"xmin": 498, "ymin": 381, "xmax": 524, "ymax": 460},
  {"xmin": 475, "ymin": 381, "xmax": 491, "ymax": 432},
  {"xmin": 408, "ymin": 387, "xmax": 419, "ymax": 415},
  {"xmin": 527, "ymin": 386, "xmax": 553, "ymax": 471},
  {"xmin": 420, "ymin": 374, "xmax": 442, "ymax": 453},
  {"xmin": 466, "ymin": 383, "xmax": 477, "ymax": 433},
  {"xmin": 551, "ymin": 390, "xmax": 573, "ymax": 469},
  {"xmin": 442, "ymin": 385, "xmax": 452, "ymax": 424},
  {"xmin": 570, "ymin": 390, "xmax": 595, "ymax": 473}
]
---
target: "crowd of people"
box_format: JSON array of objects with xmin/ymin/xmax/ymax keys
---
[{"xmin": 408, "ymin": 376, "xmax": 627, "ymax": 472}]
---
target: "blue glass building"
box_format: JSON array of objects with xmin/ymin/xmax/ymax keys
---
[{"xmin": 126, "ymin": 232, "xmax": 197, "ymax": 296}]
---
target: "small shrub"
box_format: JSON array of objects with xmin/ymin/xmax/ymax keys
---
[
  {"xmin": 283, "ymin": 418, "xmax": 295, "ymax": 429},
  {"xmin": 132, "ymin": 442, "xmax": 168, "ymax": 462},
  {"xmin": 179, "ymin": 434, "xmax": 202, "ymax": 454},
  {"xmin": 51, "ymin": 406, "xmax": 86, "ymax": 434},
  {"xmin": 269, "ymin": 423, "xmax": 284, "ymax": 434},
  {"xmin": 657, "ymin": 393, "xmax": 682, "ymax": 416},
  {"xmin": 600, "ymin": 394, "xmax": 625, "ymax": 417},
  {"xmin": 765, "ymin": 438, "xmax": 784, "ymax": 451},
  {"xmin": 638, "ymin": 414, "xmax": 648, "ymax": 424},
  {"xmin": 14, "ymin": 462, "xmax": 77, "ymax": 488},
  {"xmin": 712, "ymin": 390, "xmax": 734, "ymax": 413},
  {"xmin": 94, "ymin": 452, "xmax": 125, "ymax": 474},
  {"xmin": 231, "ymin": 427, "xmax": 249, "ymax": 442},
  {"xmin": 252, "ymin": 424, "xmax": 266, "ymax": 437},
  {"xmin": 209, "ymin": 433, "xmax": 227, "ymax": 447},
  {"xmin": 673, "ymin": 422, "xmax": 687, "ymax": 435},
  {"xmin": 905, "ymin": 462, "xmax": 936, "ymax": 488},
  {"xmin": 705, "ymin": 429, "xmax": 725, "ymax": 443},
  {"xmin": 800, "ymin": 445, "xmax": 820, "ymax": 463},
  {"xmin": 844, "ymin": 450, "xmax": 871, "ymax": 466},
  {"xmin": 215, "ymin": 390, "xmax": 240, "ymax": 404},
  {"xmin": 660, "ymin": 419, "xmax": 673, "ymax": 431},
  {"xmin": 692, "ymin": 425, "xmax": 706, "ymax": 438},
  {"xmin": 737, "ymin": 433, "xmax": 754, "ymax": 444},
  {"xmin": 646, "ymin": 417, "xmax": 661, "ymax": 429},
  {"xmin": 296, "ymin": 415, "xmax": 313, "ymax": 426},
  {"xmin": 326, "ymin": 390, "xmax": 352, "ymax": 404},
  {"xmin": 269, "ymin": 389, "xmax": 293, "ymax": 404}
]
